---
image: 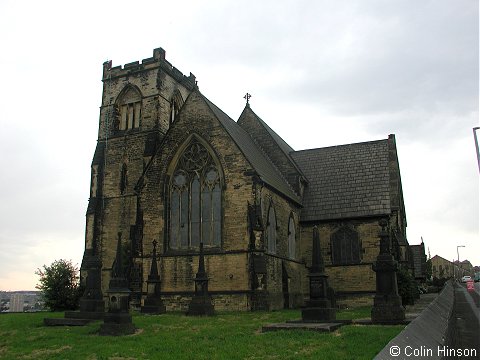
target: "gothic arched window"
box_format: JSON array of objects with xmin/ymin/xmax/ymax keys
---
[
  {"xmin": 331, "ymin": 226, "xmax": 361, "ymax": 265},
  {"xmin": 169, "ymin": 90, "xmax": 184, "ymax": 125},
  {"xmin": 288, "ymin": 216, "xmax": 296, "ymax": 259},
  {"xmin": 116, "ymin": 86, "xmax": 142, "ymax": 131},
  {"xmin": 266, "ymin": 205, "xmax": 277, "ymax": 254},
  {"xmin": 169, "ymin": 141, "xmax": 222, "ymax": 249}
]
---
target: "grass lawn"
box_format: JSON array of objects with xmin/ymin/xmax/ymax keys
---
[{"xmin": 0, "ymin": 308, "xmax": 403, "ymax": 360}]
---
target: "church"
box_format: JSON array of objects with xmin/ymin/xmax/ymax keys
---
[{"xmin": 81, "ymin": 47, "xmax": 409, "ymax": 311}]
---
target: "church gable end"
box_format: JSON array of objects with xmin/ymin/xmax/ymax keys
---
[{"xmin": 238, "ymin": 106, "xmax": 305, "ymax": 196}]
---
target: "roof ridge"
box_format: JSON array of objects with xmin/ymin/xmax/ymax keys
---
[{"xmin": 293, "ymin": 138, "xmax": 388, "ymax": 154}]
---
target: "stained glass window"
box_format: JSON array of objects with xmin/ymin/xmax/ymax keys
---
[{"xmin": 169, "ymin": 141, "xmax": 222, "ymax": 249}]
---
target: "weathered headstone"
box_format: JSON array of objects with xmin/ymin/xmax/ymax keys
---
[
  {"xmin": 99, "ymin": 233, "xmax": 136, "ymax": 335},
  {"xmin": 301, "ymin": 226, "xmax": 336, "ymax": 322},
  {"xmin": 141, "ymin": 240, "xmax": 166, "ymax": 314},
  {"xmin": 371, "ymin": 219, "xmax": 405, "ymax": 324},
  {"xmin": 186, "ymin": 242, "xmax": 214, "ymax": 316}
]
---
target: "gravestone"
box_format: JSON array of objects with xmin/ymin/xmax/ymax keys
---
[
  {"xmin": 371, "ymin": 220, "xmax": 405, "ymax": 324},
  {"xmin": 141, "ymin": 240, "xmax": 166, "ymax": 314},
  {"xmin": 99, "ymin": 233, "xmax": 136, "ymax": 335},
  {"xmin": 186, "ymin": 242, "xmax": 215, "ymax": 316},
  {"xmin": 301, "ymin": 226, "xmax": 336, "ymax": 322}
]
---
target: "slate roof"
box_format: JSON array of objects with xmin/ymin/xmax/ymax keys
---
[
  {"xmin": 202, "ymin": 95, "xmax": 302, "ymax": 204},
  {"xmin": 291, "ymin": 140, "xmax": 391, "ymax": 221}
]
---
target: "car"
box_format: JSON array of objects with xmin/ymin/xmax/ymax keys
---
[
  {"xmin": 461, "ymin": 275, "xmax": 472, "ymax": 283},
  {"xmin": 474, "ymin": 273, "xmax": 480, "ymax": 283}
]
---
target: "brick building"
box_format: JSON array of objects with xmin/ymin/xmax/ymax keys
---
[{"xmin": 81, "ymin": 48, "xmax": 409, "ymax": 311}]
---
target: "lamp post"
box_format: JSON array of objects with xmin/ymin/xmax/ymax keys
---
[
  {"xmin": 457, "ymin": 245, "xmax": 465, "ymax": 280},
  {"xmin": 473, "ymin": 127, "xmax": 480, "ymax": 172}
]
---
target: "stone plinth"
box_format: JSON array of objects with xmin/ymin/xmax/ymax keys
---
[
  {"xmin": 141, "ymin": 240, "xmax": 166, "ymax": 314},
  {"xmin": 371, "ymin": 220, "xmax": 405, "ymax": 324},
  {"xmin": 99, "ymin": 233, "xmax": 136, "ymax": 335},
  {"xmin": 301, "ymin": 226, "xmax": 336, "ymax": 322},
  {"xmin": 186, "ymin": 243, "xmax": 215, "ymax": 316}
]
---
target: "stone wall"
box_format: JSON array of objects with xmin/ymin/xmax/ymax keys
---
[{"xmin": 299, "ymin": 218, "xmax": 385, "ymax": 305}]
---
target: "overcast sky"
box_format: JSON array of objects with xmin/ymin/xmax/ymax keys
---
[{"xmin": 0, "ymin": 0, "xmax": 478, "ymax": 290}]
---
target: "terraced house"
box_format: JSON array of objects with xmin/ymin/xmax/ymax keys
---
[{"xmin": 81, "ymin": 48, "xmax": 409, "ymax": 311}]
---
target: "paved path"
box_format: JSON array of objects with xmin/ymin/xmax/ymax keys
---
[{"xmin": 404, "ymin": 292, "xmax": 438, "ymax": 321}]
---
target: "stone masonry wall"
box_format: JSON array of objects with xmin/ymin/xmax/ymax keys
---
[{"xmin": 299, "ymin": 217, "xmax": 385, "ymax": 306}]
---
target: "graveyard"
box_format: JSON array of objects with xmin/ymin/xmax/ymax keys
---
[{"xmin": 0, "ymin": 308, "xmax": 403, "ymax": 360}]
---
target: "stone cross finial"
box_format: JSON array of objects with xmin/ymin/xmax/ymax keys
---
[{"xmin": 244, "ymin": 93, "xmax": 251, "ymax": 105}]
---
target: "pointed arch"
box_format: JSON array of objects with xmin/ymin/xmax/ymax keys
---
[
  {"xmin": 167, "ymin": 135, "xmax": 223, "ymax": 250},
  {"xmin": 266, "ymin": 202, "xmax": 277, "ymax": 254},
  {"xmin": 169, "ymin": 89, "xmax": 184, "ymax": 125},
  {"xmin": 287, "ymin": 214, "xmax": 296, "ymax": 259},
  {"xmin": 120, "ymin": 163, "xmax": 128, "ymax": 194},
  {"xmin": 115, "ymin": 85, "xmax": 143, "ymax": 131}
]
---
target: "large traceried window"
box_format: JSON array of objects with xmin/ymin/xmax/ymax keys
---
[
  {"xmin": 288, "ymin": 216, "xmax": 296, "ymax": 259},
  {"xmin": 169, "ymin": 141, "xmax": 222, "ymax": 249},
  {"xmin": 331, "ymin": 226, "xmax": 361, "ymax": 265},
  {"xmin": 266, "ymin": 205, "xmax": 277, "ymax": 254}
]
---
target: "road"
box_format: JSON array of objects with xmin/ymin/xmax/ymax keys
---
[{"xmin": 451, "ymin": 281, "xmax": 479, "ymax": 359}]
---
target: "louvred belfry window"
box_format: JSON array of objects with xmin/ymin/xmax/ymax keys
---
[
  {"xmin": 116, "ymin": 86, "xmax": 142, "ymax": 131},
  {"xmin": 169, "ymin": 141, "xmax": 222, "ymax": 249}
]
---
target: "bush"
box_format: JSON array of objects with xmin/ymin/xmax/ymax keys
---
[
  {"xmin": 397, "ymin": 267, "xmax": 418, "ymax": 306},
  {"xmin": 35, "ymin": 259, "xmax": 83, "ymax": 311}
]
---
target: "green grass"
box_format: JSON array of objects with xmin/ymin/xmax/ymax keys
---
[{"xmin": 0, "ymin": 309, "xmax": 403, "ymax": 360}]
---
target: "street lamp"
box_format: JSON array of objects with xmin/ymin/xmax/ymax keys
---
[
  {"xmin": 474, "ymin": 127, "xmax": 480, "ymax": 172},
  {"xmin": 457, "ymin": 245, "xmax": 465, "ymax": 280}
]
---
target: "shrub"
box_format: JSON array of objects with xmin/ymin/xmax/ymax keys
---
[
  {"xmin": 35, "ymin": 259, "xmax": 83, "ymax": 311},
  {"xmin": 397, "ymin": 267, "xmax": 418, "ymax": 306}
]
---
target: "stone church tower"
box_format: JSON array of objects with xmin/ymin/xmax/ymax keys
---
[
  {"xmin": 82, "ymin": 47, "xmax": 412, "ymax": 311},
  {"xmin": 83, "ymin": 48, "xmax": 196, "ymax": 305}
]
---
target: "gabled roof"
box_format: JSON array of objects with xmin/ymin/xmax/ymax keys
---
[
  {"xmin": 202, "ymin": 95, "xmax": 302, "ymax": 205},
  {"xmin": 291, "ymin": 140, "xmax": 391, "ymax": 221},
  {"xmin": 238, "ymin": 105, "xmax": 306, "ymax": 180},
  {"xmin": 241, "ymin": 106, "xmax": 295, "ymax": 154}
]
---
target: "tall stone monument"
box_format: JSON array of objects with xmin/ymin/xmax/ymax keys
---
[
  {"xmin": 141, "ymin": 240, "xmax": 166, "ymax": 314},
  {"xmin": 99, "ymin": 233, "xmax": 136, "ymax": 335},
  {"xmin": 186, "ymin": 242, "xmax": 215, "ymax": 316},
  {"xmin": 301, "ymin": 226, "xmax": 336, "ymax": 322},
  {"xmin": 371, "ymin": 219, "xmax": 405, "ymax": 324}
]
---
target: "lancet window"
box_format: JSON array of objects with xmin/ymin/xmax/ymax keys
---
[
  {"xmin": 169, "ymin": 141, "xmax": 222, "ymax": 249},
  {"xmin": 266, "ymin": 205, "xmax": 277, "ymax": 254},
  {"xmin": 288, "ymin": 216, "xmax": 296, "ymax": 259}
]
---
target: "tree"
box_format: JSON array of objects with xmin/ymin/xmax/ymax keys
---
[
  {"xmin": 35, "ymin": 259, "xmax": 82, "ymax": 311},
  {"xmin": 425, "ymin": 259, "xmax": 432, "ymax": 281}
]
